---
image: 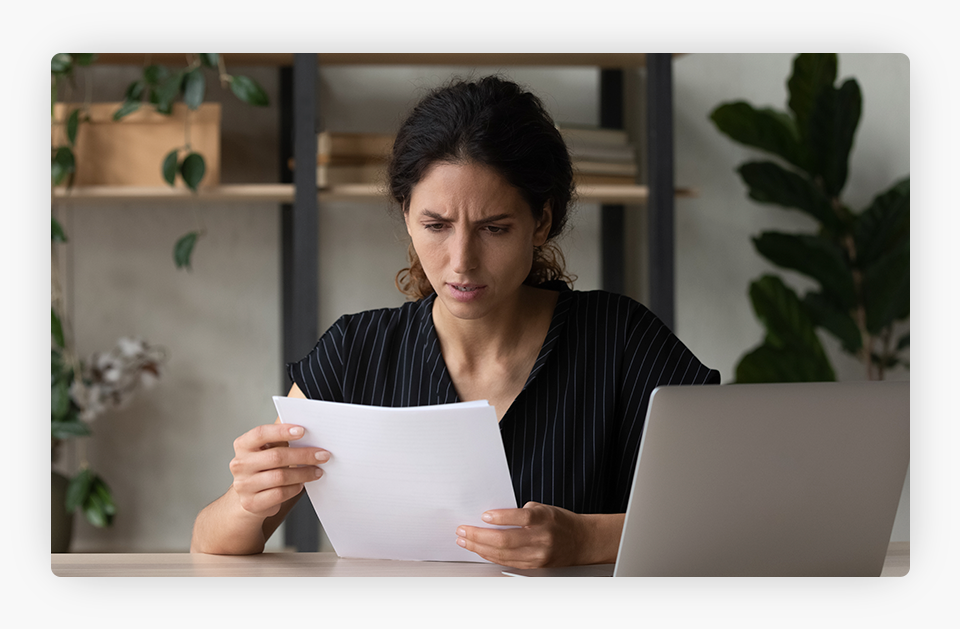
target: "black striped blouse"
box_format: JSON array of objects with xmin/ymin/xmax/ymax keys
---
[{"xmin": 287, "ymin": 285, "xmax": 720, "ymax": 515}]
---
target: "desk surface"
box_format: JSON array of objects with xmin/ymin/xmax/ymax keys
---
[{"xmin": 51, "ymin": 541, "xmax": 909, "ymax": 577}]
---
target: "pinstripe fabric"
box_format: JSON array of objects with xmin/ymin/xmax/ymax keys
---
[{"xmin": 287, "ymin": 286, "xmax": 720, "ymax": 514}]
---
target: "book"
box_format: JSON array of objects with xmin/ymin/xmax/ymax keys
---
[
  {"xmin": 572, "ymin": 160, "xmax": 638, "ymax": 177},
  {"xmin": 317, "ymin": 163, "xmax": 386, "ymax": 188},
  {"xmin": 567, "ymin": 143, "xmax": 637, "ymax": 163},
  {"xmin": 574, "ymin": 173, "xmax": 638, "ymax": 186},
  {"xmin": 557, "ymin": 123, "xmax": 630, "ymax": 146},
  {"xmin": 318, "ymin": 131, "xmax": 395, "ymax": 159}
]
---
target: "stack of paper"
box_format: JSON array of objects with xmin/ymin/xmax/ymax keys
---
[{"xmin": 272, "ymin": 397, "xmax": 517, "ymax": 562}]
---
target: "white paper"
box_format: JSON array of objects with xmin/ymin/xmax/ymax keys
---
[{"xmin": 272, "ymin": 396, "xmax": 518, "ymax": 562}]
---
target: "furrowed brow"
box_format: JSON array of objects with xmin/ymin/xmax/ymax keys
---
[
  {"xmin": 420, "ymin": 210, "xmax": 449, "ymax": 221},
  {"xmin": 419, "ymin": 210, "xmax": 514, "ymax": 224},
  {"xmin": 475, "ymin": 213, "xmax": 513, "ymax": 225}
]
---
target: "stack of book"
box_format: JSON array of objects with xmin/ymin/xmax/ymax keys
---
[
  {"xmin": 316, "ymin": 131, "xmax": 395, "ymax": 188},
  {"xmin": 558, "ymin": 124, "xmax": 638, "ymax": 186}
]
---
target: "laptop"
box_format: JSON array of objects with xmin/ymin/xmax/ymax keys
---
[{"xmin": 503, "ymin": 380, "xmax": 909, "ymax": 577}]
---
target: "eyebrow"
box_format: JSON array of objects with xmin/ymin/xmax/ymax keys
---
[{"xmin": 420, "ymin": 210, "xmax": 515, "ymax": 224}]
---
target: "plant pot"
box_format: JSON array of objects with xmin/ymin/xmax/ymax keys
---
[
  {"xmin": 52, "ymin": 470, "xmax": 74, "ymax": 553},
  {"xmin": 51, "ymin": 102, "xmax": 222, "ymax": 188}
]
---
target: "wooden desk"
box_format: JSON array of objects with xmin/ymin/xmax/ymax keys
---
[{"xmin": 51, "ymin": 541, "xmax": 909, "ymax": 577}]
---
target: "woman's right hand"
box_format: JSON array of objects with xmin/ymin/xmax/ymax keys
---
[{"xmin": 228, "ymin": 423, "xmax": 330, "ymax": 520}]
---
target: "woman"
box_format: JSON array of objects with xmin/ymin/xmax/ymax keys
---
[{"xmin": 191, "ymin": 76, "xmax": 720, "ymax": 568}]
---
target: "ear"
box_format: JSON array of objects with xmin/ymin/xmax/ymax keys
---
[
  {"xmin": 403, "ymin": 206, "xmax": 412, "ymax": 237},
  {"xmin": 533, "ymin": 203, "xmax": 552, "ymax": 247}
]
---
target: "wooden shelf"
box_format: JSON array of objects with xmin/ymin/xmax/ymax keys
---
[
  {"xmin": 92, "ymin": 53, "xmax": 670, "ymax": 68},
  {"xmin": 52, "ymin": 184, "xmax": 296, "ymax": 203},
  {"xmin": 52, "ymin": 183, "xmax": 694, "ymax": 204}
]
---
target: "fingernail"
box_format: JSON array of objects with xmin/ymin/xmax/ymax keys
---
[
  {"xmin": 481, "ymin": 512, "xmax": 492, "ymax": 522},
  {"xmin": 457, "ymin": 538, "xmax": 466, "ymax": 547},
  {"xmin": 289, "ymin": 426, "xmax": 303, "ymax": 436},
  {"xmin": 315, "ymin": 451, "xmax": 330, "ymax": 462},
  {"xmin": 314, "ymin": 467, "xmax": 323, "ymax": 478},
  {"xmin": 456, "ymin": 527, "xmax": 465, "ymax": 537}
]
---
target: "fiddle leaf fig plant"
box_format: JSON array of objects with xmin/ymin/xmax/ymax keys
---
[{"xmin": 710, "ymin": 53, "xmax": 909, "ymax": 382}]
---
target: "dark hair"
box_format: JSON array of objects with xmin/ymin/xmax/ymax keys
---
[{"xmin": 388, "ymin": 75, "xmax": 576, "ymax": 299}]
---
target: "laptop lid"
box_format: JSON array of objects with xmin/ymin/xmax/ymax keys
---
[
  {"xmin": 503, "ymin": 380, "xmax": 909, "ymax": 577},
  {"xmin": 612, "ymin": 380, "xmax": 909, "ymax": 576}
]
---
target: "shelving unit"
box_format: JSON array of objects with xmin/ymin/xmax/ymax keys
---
[
  {"xmin": 55, "ymin": 53, "xmax": 683, "ymax": 552},
  {"xmin": 52, "ymin": 183, "xmax": 694, "ymax": 204}
]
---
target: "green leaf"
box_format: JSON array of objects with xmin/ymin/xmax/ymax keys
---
[
  {"xmin": 51, "ymin": 379, "xmax": 72, "ymax": 422},
  {"xmin": 752, "ymin": 231, "xmax": 856, "ymax": 310},
  {"xmin": 805, "ymin": 79, "xmax": 862, "ymax": 197},
  {"xmin": 124, "ymin": 79, "xmax": 145, "ymax": 102},
  {"xmin": 229, "ymin": 75, "xmax": 270, "ymax": 107},
  {"xmin": 748, "ymin": 275, "xmax": 832, "ymax": 373},
  {"xmin": 144, "ymin": 64, "xmax": 168, "ymax": 86},
  {"xmin": 66, "ymin": 468, "xmax": 94, "ymax": 513},
  {"xmin": 51, "ymin": 53, "xmax": 72, "ymax": 75},
  {"xmin": 51, "ymin": 146, "xmax": 75, "ymax": 185},
  {"xmin": 737, "ymin": 161, "xmax": 843, "ymax": 232},
  {"xmin": 162, "ymin": 149, "xmax": 179, "ymax": 186},
  {"xmin": 710, "ymin": 102, "xmax": 804, "ymax": 170},
  {"xmin": 73, "ymin": 53, "xmax": 97, "ymax": 66},
  {"xmin": 854, "ymin": 177, "xmax": 909, "ymax": 267},
  {"xmin": 113, "ymin": 100, "xmax": 141, "ymax": 121},
  {"xmin": 199, "ymin": 53, "xmax": 219, "ymax": 68},
  {"xmin": 154, "ymin": 71, "xmax": 185, "ymax": 114},
  {"xmin": 871, "ymin": 352, "xmax": 901, "ymax": 371},
  {"xmin": 83, "ymin": 491, "xmax": 109, "ymax": 528},
  {"xmin": 66, "ymin": 108, "xmax": 80, "ymax": 146},
  {"xmin": 787, "ymin": 53, "xmax": 838, "ymax": 137},
  {"xmin": 51, "ymin": 348, "xmax": 68, "ymax": 380},
  {"xmin": 51, "ymin": 308, "xmax": 65, "ymax": 348},
  {"xmin": 174, "ymin": 231, "xmax": 200, "ymax": 270},
  {"xmin": 92, "ymin": 477, "xmax": 117, "ymax": 516},
  {"xmin": 52, "ymin": 216, "xmax": 68, "ymax": 243},
  {"xmin": 863, "ymin": 239, "xmax": 909, "ymax": 334},
  {"xmin": 180, "ymin": 152, "xmax": 206, "ymax": 191},
  {"xmin": 735, "ymin": 343, "xmax": 836, "ymax": 383},
  {"xmin": 52, "ymin": 419, "xmax": 92, "ymax": 440},
  {"xmin": 183, "ymin": 68, "xmax": 206, "ymax": 110},
  {"xmin": 803, "ymin": 291, "xmax": 862, "ymax": 354}
]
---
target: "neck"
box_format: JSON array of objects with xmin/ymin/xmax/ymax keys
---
[{"xmin": 432, "ymin": 285, "xmax": 555, "ymax": 368}]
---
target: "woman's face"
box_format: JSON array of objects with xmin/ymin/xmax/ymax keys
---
[{"xmin": 405, "ymin": 161, "xmax": 552, "ymax": 321}]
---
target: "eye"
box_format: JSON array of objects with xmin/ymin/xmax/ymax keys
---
[
  {"xmin": 484, "ymin": 225, "xmax": 507, "ymax": 235},
  {"xmin": 424, "ymin": 223, "xmax": 445, "ymax": 232}
]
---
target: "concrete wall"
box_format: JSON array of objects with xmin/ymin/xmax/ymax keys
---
[{"xmin": 55, "ymin": 54, "xmax": 909, "ymax": 552}]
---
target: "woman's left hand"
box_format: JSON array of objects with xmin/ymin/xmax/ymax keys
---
[{"xmin": 455, "ymin": 501, "xmax": 602, "ymax": 568}]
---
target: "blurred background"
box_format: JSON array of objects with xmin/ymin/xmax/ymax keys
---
[{"xmin": 49, "ymin": 53, "xmax": 909, "ymax": 553}]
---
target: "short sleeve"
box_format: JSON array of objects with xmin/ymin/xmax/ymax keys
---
[{"xmin": 285, "ymin": 316, "xmax": 347, "ymax": 402}]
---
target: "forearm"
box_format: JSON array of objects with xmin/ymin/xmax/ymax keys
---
[
  {"xmin": 578, "ymin": 512, "xmax": 625, "ymax": 565},
  {"xmin": 190, "ymin": 486, "xmax": 269, "ymax": 555}
]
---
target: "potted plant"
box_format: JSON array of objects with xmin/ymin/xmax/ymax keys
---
[
  {"xmin": 51, "ymin": 53, "xmax": 267, "ymax": 550},
  {"xmin": 52, "ymin": 52, "xmax": 269, "ymax": 270},
  {"xmin": 710, "ymin": 53, "xmax": 909, "ymax": 382}
]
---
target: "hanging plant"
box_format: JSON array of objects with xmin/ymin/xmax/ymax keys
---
[{"xmin": 112, "ymin": 53, "xmax": 270, "ymax": 271}]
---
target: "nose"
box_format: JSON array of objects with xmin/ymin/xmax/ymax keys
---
[{"xmin": 450, "ymin": 230, "xmax": 478, "ymax": 274}]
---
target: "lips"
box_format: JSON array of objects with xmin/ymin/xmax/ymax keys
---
[{"xmin": 446, "ymin": 282, "xmax": 486, "ymax": 302}]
